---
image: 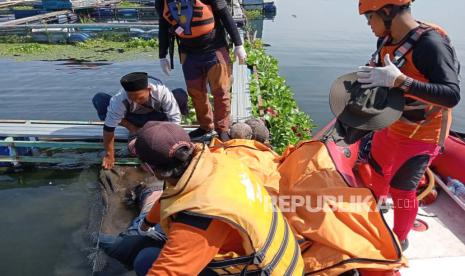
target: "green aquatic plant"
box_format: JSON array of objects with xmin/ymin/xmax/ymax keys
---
[
  {"xmin": 79, "ymin": 16, "xmax": 96, "ymax": 24},
  {"xmin": 245, "ymin": 9, "xmax": 263, "ymax": 20},
  {"xmin": 0, "ymin": 35, "xmax": 31, "ymax": 43},
  {"xmin": 124, "ymin": 38, "xmax": 158, "ymax": 49},
  {"xmin": 246, "ymin": 40, "xmax": 315, "ymax": 153},
  {"xmin": 0, "ymin": 39, "xmax": 158, "ymax": 61},
  {"xmin": 117, "ymin": 0, "xmax": 142, "ymax": 8},
  {"xmin": 8, "ymin": 43, "xmax": 49, "ymax": 54},
  {"xmin": 96, "ymin": 32, "xmax": 132, "ymax": 42},
  {"xmin": 12, "ymin": 5, "xmax": 34, "ymax": 10}
]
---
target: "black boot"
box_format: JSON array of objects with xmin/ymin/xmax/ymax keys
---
[{"xmin": 400, "ymin": 239, "xmax": 409, "ymax": 251}]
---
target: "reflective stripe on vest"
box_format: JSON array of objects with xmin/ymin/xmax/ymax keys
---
[
  {"xmin": 159, "ymin": 145, "xmax": 304, "ymax": 275},
  {"xmin": 163, "ymin": 0, "xmax": 215, "ymax": 38}
]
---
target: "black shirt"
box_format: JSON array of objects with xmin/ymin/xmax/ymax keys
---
[
  {"xmin": 155, "ymin": 0, "xmax": 242, "ymax": 57},
  {"xmin": 378, "ymin": 28, "xmax": 461, "ymax": 108}
]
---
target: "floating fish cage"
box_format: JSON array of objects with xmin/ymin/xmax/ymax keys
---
[
  {"xmin": 0, "ymin": 22, "xmax": 159, "ymax": 43},
  {"xmin": 242, "ymin": 0, "xmax": 276, "ymax": 15},
  {"xmin": 41, "ymin": 0, "xmax": 100, "ymax": 11}
]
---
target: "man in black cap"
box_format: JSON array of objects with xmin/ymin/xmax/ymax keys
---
[{"xmin": 92, "ymin": 72, "xmax": 187, "ymax": 169}]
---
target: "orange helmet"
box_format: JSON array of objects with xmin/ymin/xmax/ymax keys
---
[{"xmin": 359, "ymin": 0, "xmax": 412, "ymax": 14}]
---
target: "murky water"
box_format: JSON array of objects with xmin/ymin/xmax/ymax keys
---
[
  {"xmin": 1, "ymin": 0, "xmax": 464, "ymax": 274},
  {"xmin": 0, "ymin": 168, "xmax": 98, "ymax": 275}
]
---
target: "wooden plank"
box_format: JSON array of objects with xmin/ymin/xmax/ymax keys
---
[
  {"xmin": 0, "ymin": 120, "xmax": 197, "ymax": 140},
  {"xmin": 0, "ymin": 0, "xmax": 37, "ymax": 9},
  {"xmin": 0, "ymin": 23, "xmax": 160, "ymax": 31},
  {"xmin": 231, "ymin": 60, "xmax": 252, "ymax": 122},
  {"xmin": 0, "ymin": 122, "xmax": 129, "ymax": 139},
  {"xmin": 0, "ymin": 10, "xmax": 72, "ymax": 26},
  {"xmin": 0, "ymin": 140, "xmax": 128, "ymax": 150},
  {"xmin": 0, "ymin": 155, "xmax": 139, "ymax": 165}
]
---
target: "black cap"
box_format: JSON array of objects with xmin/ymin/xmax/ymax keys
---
[
  {"xmin": 120, "ymin": 72, "xmax": 149, "ymax": 92},
  {"xmin": 135, "ymin": 122, "xmax": 193, "ymax": 168}
]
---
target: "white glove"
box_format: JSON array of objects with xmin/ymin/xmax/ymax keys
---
[
  {"xmin": 160, "ymin": 58, "xmax": 171, "ymax": 76},
  {"xmin": 234, "ymin": 45, "xmax": 247, "ymax": 64},
  {"xmin": 357, "ymin": 54, "xmax": 403, "ymax": 89}
]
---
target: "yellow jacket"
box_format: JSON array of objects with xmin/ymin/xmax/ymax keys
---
[{"xmin": 160, "ymin": 144, "xmax": 304, "ymax": 275}]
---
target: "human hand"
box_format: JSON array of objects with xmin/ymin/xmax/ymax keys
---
[
  {"xmin": 357, "ymin": 54, "xmax": 403, "ymax": 89},
  {"xmin": 138, "ymin": 219, "xmax": 164, "ymax": 240},
  {"xmin": 234, "ymin": 45, "xmax": 247, "ymax": 64},
  {"xmin": 102, "ymin": 153, "xmax": 115, "ymax": 170}
]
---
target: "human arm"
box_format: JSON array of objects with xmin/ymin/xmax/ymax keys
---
[
  {"xmin": 405, "ymin": 31, "xmax": 461, "ymax": 108},
  {"xmin": 102, "ymin": 129, "xmax": 115, "ymax": 169},
  {"xmin": 155, "ymin": 0, "xmax": 170, "ymax": 59},
  {"xmin": 102, "ymin": 93, "xmax": 128, "ymax": 169},
  {"xmin": 209, "ymin": 0, "xmax": 242, "ymax": 47},
  {"xmin": 146, "ymin": 215, "xmax": 232, "ymax": 276},
  {"xmin": 208, "ymin": 0, "xmax": 246, "ymax": 62},
  {"xmin": 358, "ymin": 32, "xmax": 460, "ymax": 108}
]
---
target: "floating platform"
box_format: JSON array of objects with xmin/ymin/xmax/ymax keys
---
[
  {"xmin": 0, "ymin": 10, "xmax": 74, "ymax": 25},
  {"xmin": 0, "ymin": 61, "xmax": 251, "ymax": 165}
]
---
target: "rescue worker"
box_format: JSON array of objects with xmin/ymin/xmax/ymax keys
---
[
  {"xmin": 133, "ymin": 121, "xmax": 303, "ymax": 275},
  {"xmin": 92, "ymin": 72, "xmax": 185, "ymax": 169},
  {"xmin": 357, "ymin": 0, "xmax": 460, "ymax": 250},
  {"xmin": 155, "ymin": 0, "xmax": 247, "ymax": 141}
]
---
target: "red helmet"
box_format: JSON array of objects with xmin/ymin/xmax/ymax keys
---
[{"xmin": 359, "ymin": 0, "xmax": 413, "ymax": 14}]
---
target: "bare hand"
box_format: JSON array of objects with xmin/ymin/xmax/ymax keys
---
[{"xmin": 102, "ymin": 154, "xmax": 115, "ymax": 170}]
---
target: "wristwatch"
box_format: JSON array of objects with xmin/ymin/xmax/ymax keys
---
[{"xmin": 400, "ymin": 77, "xmax": 414, "ymax": 92}]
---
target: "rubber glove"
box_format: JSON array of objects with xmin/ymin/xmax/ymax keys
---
[
  {"xmin": 234, "ymin": 45, "xmax": 247, "ymax": 64},
  {"xmin": 160, "ymin": 58, "xmax": 171, "ymax": 76},
  {"xmin": 138, "ymin": 219, "xmax": 165, "ymax": 240},
  {"xmin": 357, "ymin": 54, "xmax": 403, "ymax": 89}
]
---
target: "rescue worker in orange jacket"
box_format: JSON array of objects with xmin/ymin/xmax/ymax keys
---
[
  {"xmin": 133, "ymin": 122, "xmax": 304, "ymax": 275},
  {"xmin": 357, "ymin": 0, "xmax": 460, "ymax": 250},
  {"xmin": 155, "ymin": 0, "xmax": 246, "ymax": 141}
]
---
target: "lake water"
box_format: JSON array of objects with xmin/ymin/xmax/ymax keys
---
[{"xmin": 1, "ymin": 0, "xmax": 464, "ymax": 275}]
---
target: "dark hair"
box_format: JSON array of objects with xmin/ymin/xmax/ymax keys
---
[{"xmin": 154, "ymin": 145, "xmax": 195, "ymax": 179}]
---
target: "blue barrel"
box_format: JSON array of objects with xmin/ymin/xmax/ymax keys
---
[
  {"xmin": 68, "ymin": 33, "xmax": 90, "ymax": 43},
  {"xmin": 13, "ymin": 9, "xmax": 42, "ymax": 19},
  {"xmin": 263, "ymin": 3, "xmax": 277, "ymax": 14},
  {"xmin": 118, "ymin": 9, "xmax": 138, "ymax": 18}
]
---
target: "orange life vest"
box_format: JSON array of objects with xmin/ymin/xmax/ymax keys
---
[
  {"xmin": 163, "ymin": 0, "xmax": 215, "ymax": 39},
  {"xmin": 378, "ymin": 22, "xmax": 458, "ymax": 146},
  {"xmin": 160, "ymin": 144, "xmax": 304, "ymax": 275}
]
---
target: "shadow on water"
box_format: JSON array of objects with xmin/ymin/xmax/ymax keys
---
[{"xmin": 53, "ymin": 59, "xmax": 113, "ymax": 70}]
